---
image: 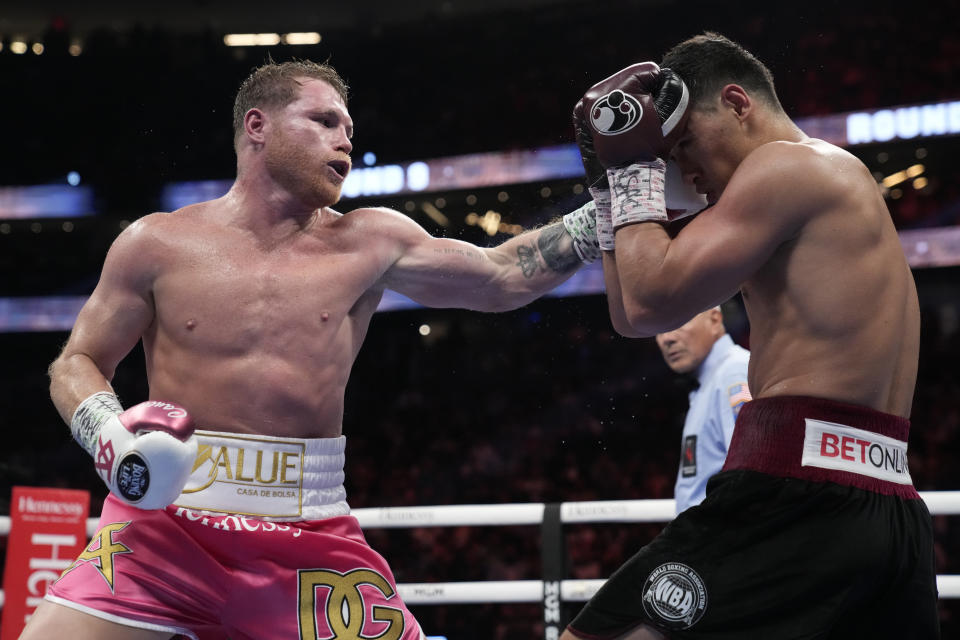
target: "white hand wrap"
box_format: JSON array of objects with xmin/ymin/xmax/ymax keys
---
[
  {"xmin": 588, "ymin": 187, "xmax": 614, "ymax": 250},
  {"xmin": 562, "ymin": 200, "xmax": 601, "ymax": 263},
  {"xmin": 71, "ymin": 393, "xmax": 198, "ymax": 510},
  {"xmin": 607, "ymin": 159, "xmax": 668, "ymax": 228}
]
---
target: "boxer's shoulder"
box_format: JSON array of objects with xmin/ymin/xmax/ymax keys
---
[
  {"xmin": 726, "ymin": 139, "xmax": 856, "ymax": 221},
  {"xmin": 328, "ymin": 205, "xmax": 434, "ymax": 247},
  {"xmin": 117, "ymin": 207, "xmax": 204, "ymax": 248}
]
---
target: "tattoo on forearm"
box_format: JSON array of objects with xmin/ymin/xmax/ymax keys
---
[
  {"xmin": 433, "ymin": 247, "xmax": 484, "ymax": 261},
  {"xmin": 516, "ymin": 244, "xmax": 542, "ymax": 278},
  {"xmin": 537, "ymin": 223, "xmax": 581, "ymax": 273}
]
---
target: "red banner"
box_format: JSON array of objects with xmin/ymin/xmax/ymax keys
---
[{"xmin": 1, "ymin": 487, "xmax": 90, "ymax": 640}]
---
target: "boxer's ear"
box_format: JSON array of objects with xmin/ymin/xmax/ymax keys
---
[
  {"xmin": 244, "ymin": 108, "xmax": 268, "ymax": 145},
  {"xmin": 719, "ymin": 84, "xmax": 751, "ymax": 119}
]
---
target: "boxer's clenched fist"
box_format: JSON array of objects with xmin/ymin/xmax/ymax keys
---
[
  {"xmin": 72, "ymin": 393, "xmax": 197, "ymax": 509},
  {"xmin": 575, "ymin": 62, "xmax": 689, "ymax": 168}
]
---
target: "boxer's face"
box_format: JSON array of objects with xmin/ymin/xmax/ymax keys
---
[
  {"xmin": 655, "ymin": 310, "xmax": 721, "ymax": 374},
  {"xmin": 671, "ymin": 101, "xmax": 748, "ymax": 205},
  {"xmin": 263, "ymin": 78, "xmax": 353, "ymax": 207}
]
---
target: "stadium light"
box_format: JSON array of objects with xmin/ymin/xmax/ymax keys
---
[
  {"xmin": 281, "ymin": 32, "xmax": 322, "ymax": 45},
  {"xmin": 223, "ymin": 33, "xmax": 282, "ymax": 47}
]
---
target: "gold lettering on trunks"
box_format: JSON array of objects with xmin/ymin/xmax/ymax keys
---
[
  {"xmin": 298, "ymin": 569, "xmax": 404, "ymax": 640},
  {"xmin": 281, "ymin": 451, "xmax": 299, "ymax": 485},
  {"xmin": 235, "ymin": 448, "xmax": 254, "ymax": 482},
  {"xmin": 256, "ymin": 450, "xmax": 279, "ymax": 484},
  {"xmin": 59, "ymin": 522, "xmax": 133, "ymax": 593}
]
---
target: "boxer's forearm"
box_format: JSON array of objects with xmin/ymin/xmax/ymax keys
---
[
  {"xmin": 480, "ymin": 221, "xmax": 583, "ymax": 309},
  {"xmin": 612, "ymin": 222, "xmax": 696, "ymax": 335},
  {"xmin": 48, "ymin": 352, "xmax": 116, "ymax": 425},
  {"xmin": 601, "ymin": 252, "xmax": 645, "ymax": 338}
]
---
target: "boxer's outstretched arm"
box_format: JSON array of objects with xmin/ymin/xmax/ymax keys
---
[
  {"xmin": 376, "ymin": 207, "xmax": 584, "ymax": 311},
  {"xmin": 611, "ymin": 141, "xmax": 824, "ymax": 335},
  {"xmin": 49, "ymin": 218, "xmax": 157, "ymax": 422}
]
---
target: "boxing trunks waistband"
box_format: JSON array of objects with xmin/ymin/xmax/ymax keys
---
[
  {"xmin": 173, "ymin": 430, "xmax": 350, "ymax": 521},
  {"xmin": 721, "ymin": 395, "xmax": 919, "ymax": 499}
]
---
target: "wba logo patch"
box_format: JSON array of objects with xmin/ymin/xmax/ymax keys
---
[{"xmin": 641, "ymin": 562, "xmax": 707, "ymax": 629}]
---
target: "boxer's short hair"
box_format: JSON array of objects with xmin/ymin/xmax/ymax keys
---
[
  {"xmin": 233, "ymin": 59, "xmax": 349, "ymax": 146},
  {"xmin": 661, "ymin": 32, "xmax": 783, "ymax": 112}
]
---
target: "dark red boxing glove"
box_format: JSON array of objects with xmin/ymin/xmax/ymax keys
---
[
  {"xmin": 572, "ymin": 100, "xmax": 615, "ymax": 249},
  {"xmin": 574, "ymin": 62, "xmax": 691, "ymax": 227},
  {"xmin": 576, "ymin": 62, "xmax": 689, "ymax": 168}
]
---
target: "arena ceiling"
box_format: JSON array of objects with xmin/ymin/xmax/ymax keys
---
[{"xmin": 1, "ymin": 0, "xmax": 591, "ymax": 37}]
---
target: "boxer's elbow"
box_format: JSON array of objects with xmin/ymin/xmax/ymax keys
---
[
  {"xmin": 47, "ymin": 353, "xmax": 73, "ymax": 388},
  {"xmin": 467, "ymin": 283, "xmax": 531, "ymax": 313},
  {"xmin": 622, "ymin": 305, "xmax": 661, "ymax": 338},
  {"xmin": 608, "ymin": 306, "xmax": 646, "ymax": 338},
  {"xmin": 621, "ymin": 290, "xmax": 678, "ymax": 337}
]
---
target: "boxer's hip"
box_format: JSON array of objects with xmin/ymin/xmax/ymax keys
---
[{"xmin": 721, "ymin": 395, "xmax": 918, "ymax": 498}]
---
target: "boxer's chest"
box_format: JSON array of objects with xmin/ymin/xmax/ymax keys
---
[{"xmin": 151, "ymin": 235, "xmax": 384, "ymax": 349}]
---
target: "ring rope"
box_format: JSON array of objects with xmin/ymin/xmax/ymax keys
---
[
  {"xmin": 3, "ymin": 493, "xmax": 960, "ymax": 535},
  {"xmin": 2, "ymin": 493, "xmax": 960, "ymax": 609}
]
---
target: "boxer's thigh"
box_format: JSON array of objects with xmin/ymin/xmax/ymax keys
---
[{"xmin": 20, "ymin": 600, "xmax": 174, "ymax": 640}]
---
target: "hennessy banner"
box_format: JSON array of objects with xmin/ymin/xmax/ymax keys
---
[{"xmin": 1, "ymin": 487, "xmax": 90, "ymax": 640}]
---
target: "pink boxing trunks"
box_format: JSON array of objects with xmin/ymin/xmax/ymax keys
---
[{"xmin": 46, "ymin": 431, "xmax": 424, "ymax": 640}]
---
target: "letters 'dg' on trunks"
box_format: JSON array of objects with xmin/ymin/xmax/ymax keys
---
[{"xmin": 298, "ymin": 568, "xmax": 405, "ymax": 640}]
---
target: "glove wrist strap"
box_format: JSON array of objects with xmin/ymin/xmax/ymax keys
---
[
  {"xmin": 562, "ymin": 201, "xmax": 601, "ymax": 264},
  {"xmin": 608, "ymin": 159, "xmax": 668, "ymax": 228},
  {"xmin": 71, "ymin": 391, "xmax": 123, "ymax": 457},
  {"xmin": 588, "ymin": 188, "xmax": 614, "ymax": 250}
]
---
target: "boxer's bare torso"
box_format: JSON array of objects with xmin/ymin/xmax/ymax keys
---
[
  {"xmin": 739, "ymin": 139, "xmax": 919, "ymax": 417},
  {"xmin": 609, "ymin": 131, "xmax": 919, "ymax": 417},
  {"xmin": 133, "ymin": 202, "xmax": 393, "ymax": 438},
  {"xmin": 53, "ymin": 195, "xmax": 582, "ymax": 439}
]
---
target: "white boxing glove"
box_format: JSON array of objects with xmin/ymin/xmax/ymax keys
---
[{"xmin": 71, "ymin": 393, "xmax": 198, "ymax": 510}]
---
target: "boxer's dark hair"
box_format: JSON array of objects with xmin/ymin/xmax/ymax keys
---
[
  {"xmin": 661, "ymin": 32, "xmax": 783, "ymax": 112},
  {"xmin": 233, "ymin": 58, "xmax": 349, "ymax": 148}
]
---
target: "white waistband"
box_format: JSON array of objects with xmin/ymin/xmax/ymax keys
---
[{"xmin": 173, "ymin": 430, "xmax": 350, "ymax": 521}]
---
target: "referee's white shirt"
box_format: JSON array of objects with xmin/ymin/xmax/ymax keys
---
[{"xmin": 674, "ymin": 334, "xmax": 751, "ymax": 515}]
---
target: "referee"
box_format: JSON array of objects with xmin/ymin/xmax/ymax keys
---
[{"xmin": 655, "ymin": 306, "xmax": 751, "ymax": 515}]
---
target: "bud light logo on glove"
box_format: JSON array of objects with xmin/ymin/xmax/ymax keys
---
[
  {"xmin": 591, "ymin": 90, "xmax": 643, "ymax": 136},
  {"xmin": 116, "ymin": 454, "xmax": 150, "ymax": 502}
]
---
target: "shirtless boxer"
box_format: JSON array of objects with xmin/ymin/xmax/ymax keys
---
[
  {"xmin": 24, "ymin": 60, "xmax": 601, "ymax": 640},
  {"xmin": 562, "ymin": 33, "xmax": 938, "ymax": 639}
]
